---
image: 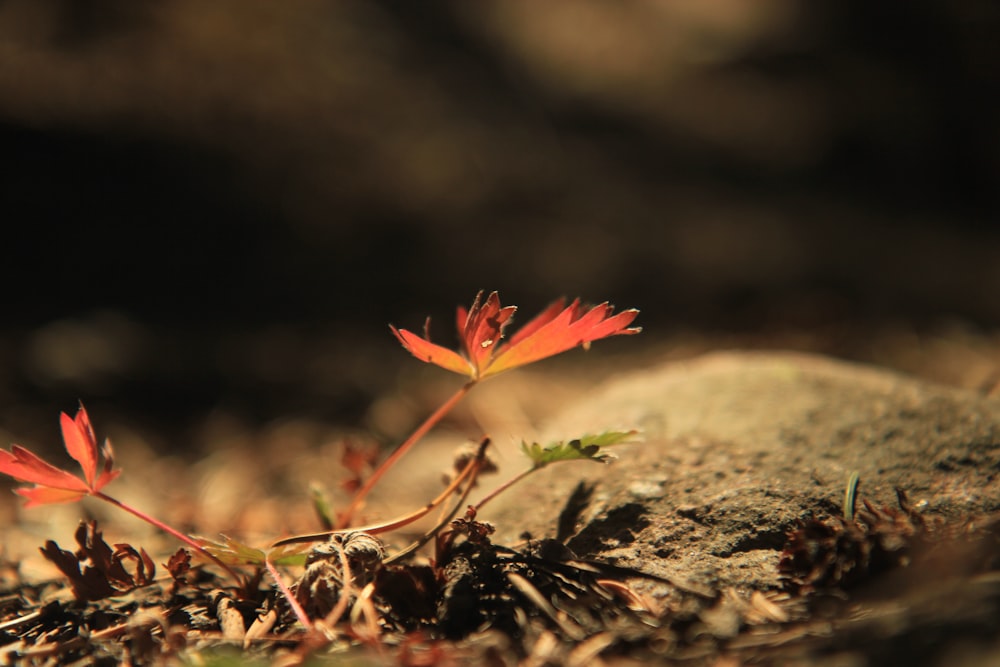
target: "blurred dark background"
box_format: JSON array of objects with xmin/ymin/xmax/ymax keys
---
[{"xmin": 2, "ymin": 0, "xmax": 999, "ymax": 448}]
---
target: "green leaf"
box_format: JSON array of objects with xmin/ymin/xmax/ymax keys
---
[
  {"xmin": 267, "ymin": 543, "xmax": 309, "ymax": 567},
  {"xmin": 198, "ymin": 535, "xmax": 308, "ymax": 567},
  {"xmin": 198, "ymin": 535, "xmax": 266, "ymax": 566},
  {"xmin": 520, "ymin": 430, "xmax": 639, "ymax": 468},
  {"xmin": 309, "ymin": 481, "xmax": 335, "ymax": 531}
]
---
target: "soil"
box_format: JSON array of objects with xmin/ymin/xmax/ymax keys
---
[{"xmin": 2, "ymin": 351, "xmax": 1000, "ymax": 665}]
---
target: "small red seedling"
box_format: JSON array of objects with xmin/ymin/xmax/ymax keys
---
[
  {"xmin": 0, "ymin": 404, "xmax": 243, "ymax": 584},
  {"xmin": 339, "ymin": 291, "xmax": 640, "ymax": 526}
]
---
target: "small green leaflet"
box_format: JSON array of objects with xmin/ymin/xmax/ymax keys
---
[
  {"xmin": 198, "ymin": 535, "xmax": 308, "ymax": 567},
  {"xmin": 520, "ymin": 430, "xmax": 639, "ymax": 468}
]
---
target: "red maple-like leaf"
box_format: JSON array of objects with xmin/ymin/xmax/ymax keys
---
[
  {"xmin": 391, "ymin": 291, "xmax": 640, "ymax": 380},
  {"xmin": 0, "ymin": 405, "xmax": 120, "ymax": 507}
]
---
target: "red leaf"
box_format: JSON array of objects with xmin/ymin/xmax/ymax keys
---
[
  {"xmin": 95, "ymin": 437, "xmax": 122, "ymax": 489},
  {"xmin": 392, "ymin": 292, "xmax": 639, "ymax": 381},
  {"xmin": 503, "ymin": 297, "xmax": 566, "ymax": 348},
  {"xmin": 16, "ymin": 486, "xmax": 88, "ymax": 507},
  {"xmin": 0, "ymin": 446, "xmax": 89, "ymax": 492},
  {"xmin": 489, "ymin": 302, "xmax": 639, "ymax": 377},
  {"xmin": 457, "ymin": 291, "xmax": 517, "ymax": 374},
  {"xmin": 0, "ymin": 406, "xmax": 120, "ymax": 508},
  {"xmin": 390, "ymin": 326, "xmax": 471, "ymax": 376},
  {"xmin": 62, "ymin": 406, "xmax": 98, "ymax": 488}
]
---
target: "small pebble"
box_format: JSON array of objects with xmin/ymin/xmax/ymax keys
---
[{"xmin": 628, "ymin": 480, "xmax": 665, "ymax": 499}]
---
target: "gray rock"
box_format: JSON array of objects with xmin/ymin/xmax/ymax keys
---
[{"xmin": 483, "ymin": 352, "xmax": 1000, "ymax": 594}]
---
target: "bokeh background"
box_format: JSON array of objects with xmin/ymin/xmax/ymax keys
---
[{"xmin": 2, "ymin": 0, "xmax": 999, "ymax": 466}]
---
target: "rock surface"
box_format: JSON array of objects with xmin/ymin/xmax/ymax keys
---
[{"xmin": 484, "ymin": 351, "xmax": 1000, "ymax": 595}]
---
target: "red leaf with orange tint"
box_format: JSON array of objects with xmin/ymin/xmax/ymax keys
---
[
  {"xmin": 392, "ymin": 291, "xmax": 640, "ymax": 380},
  {"xmin": 489, "ymin": 301, "xmax": 640, "ymax": 376},
  {"xmin": 390, "ymin": 325, "xmax": 472, "ymax": 376},
  {"xmin": 0, "ymin": 445, "xmax": 89, "ymax": 493},
  {"xmin": 61, "ymin": 408, "xmax": 98, "ymax": 488},
  {"xmin": 0, "ymin": 405, "xmax": 120, "ymax": 508}
]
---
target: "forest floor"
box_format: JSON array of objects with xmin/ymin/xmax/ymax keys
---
[{"xmin": 2, "ymin": 328, "xmax": 1000, "ymax": 666}]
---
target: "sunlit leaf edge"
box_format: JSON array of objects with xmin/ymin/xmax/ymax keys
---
[{"xmin": 520, "ymin": 430, "xmax": 640, "ymax": 468}]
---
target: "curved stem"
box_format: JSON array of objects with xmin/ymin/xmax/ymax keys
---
[
  {"xmin": 383, "ymin": 438, "xmax": 489, "ymax": 565},
  {"xmin": 95, "ymin": 491, "xmax": 243, "ymax": 585},
  {"xmin": 265, "ymin": 554, "xmax": 311, "ymax": 629},
  {"xmin": 472, "ymin": 465, "xmax": 539, "ymax": 514},
  {"xmin": 272, "ymin": 437, "xmax": 490, "ymax": 548},
  {"xmin": 337, "ymin": 380, "xmax": 476, "ymax": 527}
]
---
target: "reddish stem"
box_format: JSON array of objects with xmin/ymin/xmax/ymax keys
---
[
  {"xmin": 271, "ymin": 436, "xmax": 489, "ymax": 548},
  {"xmin": 94, "ymin": 491, "xmax": 243, "ymax": 585},
  {"xmin": 472, "ymin": 465, "xmax": 537, "ymax": 513},
  {"xmin": 337, "ymin": 380, "xmax": 475, "ymax": 527},
  {"xmin": 383, "ymin": 439, "xmax": 488, "ymax": 565},
  {"xmin": 265, "ymin": 555, "xmax": 312, "ymax": 630}
]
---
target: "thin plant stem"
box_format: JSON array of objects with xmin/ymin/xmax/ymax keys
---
[
  {"xmin": 337, "ymin": 380, "xmax": 476, "ymax": 527},
  {"xmin": 272, "ymin": 436, "xmax": 490, "ymax": 548},
  {"xmin": 94, "ymin": 491, "xmax": 244, "ymax": 585},
  {"xmin": 472, "ymin": 465, "xmax": 540, "ymax": 514},
  {"xmin": 383, "ymin": 438, "xmax": 489, "ymax": 565},
  {"xmin": 265, "ymin": 555, "xmax": 312, "ymax": 629}
]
